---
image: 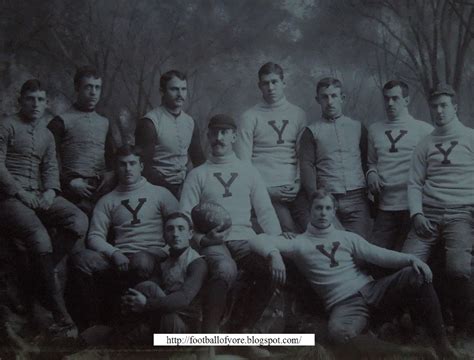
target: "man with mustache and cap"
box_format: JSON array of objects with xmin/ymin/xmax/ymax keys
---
[
  {"xmin": 135, "ymin": 70, "xmax": 205, "ymax": 199},
  {"xmin": 180, "ymin": 114, "xmax": 283, "ymax": 357},
  {"xmin": 48, "ymin": 65, "xmax": 116, "ymax": 216},
  {"xmin": 299, "ymin": 77, "xmax": 371, "ymax": 238}
]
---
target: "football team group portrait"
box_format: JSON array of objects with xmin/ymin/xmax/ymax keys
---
[{"xmin": 0, "ymin": 0, "xmax": 473, "ymax": 359}]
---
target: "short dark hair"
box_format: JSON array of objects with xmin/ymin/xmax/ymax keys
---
[
  {"xmin": 258, "ymin": 62, "xmax": 284, "ymax": 81},
  {"xmin": 316, "ymin": 77, "xmax": 343, "ymax": 96},
  {"xmin": 114, "ymin": 145, "xmax": 143, "ymax": 162},
  {"xmin": 311, "ymin": 189, "xmax": 338, "ymax": 209},
  {"xmin": 383, "ymin": 80, "xmax": 409, "ymax": 98},
  {"xmin": 74, "ymin": 65, "xmax": 101, "ymax": 90},
  {"xmin": 164, "ymin": 212, "xmax": 193, "ymax": 230},
  {"xmin": 160, "ymin": 70, "xmax": 187, "ymax": 91},
  {"xmin": 20, "ymin": 79, "xmax": 45, "ymax": 97}
]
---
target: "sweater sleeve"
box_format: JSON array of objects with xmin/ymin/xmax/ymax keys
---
[
  {"xmin": 248, "ymin": 233, "xmax": 296, "ymax": 258},
  {"xmin": 41, "ymin": 131, "xmax": 61, "ymax": 192},
  {"xmin": 407, "ymin": 142, "xmax": 427, "ymax": 217},
  {"xmin": 47, "ymin": 116, "xmax": 66, "ymax": 182},
  {"xmin": 250, "ymin": 168, "xmax": 282, "ymax": 235},
  {"xmin": 299, "ymin": 128, "xmax": 317, "ymax": 196},
  {"xmin": 158, "ymin": 187, "xmax": 179, "ymax": 217},
  {"xmin": 179, "ymin": 169, "xmax": 203, "ymax": 215},
  {"xmin": 235, "ymin": 112, "xmax": 255, "ymax": 162},
  {"xmin": 87, "ymin": 198, "xmax": 118, "ymax": 257},
  {"xmin": 144, "ymin": 257, "xmax": 207, "ymax": 313},
  {"xmin": 135, "ymin": 118, "xmax": 164, "ymax": 185},
  {"xmin": 366, "ymin": 125, "xmax": 378, "ymax": 176},
  {"xmin": 188, "ymin": 120, "xmax": 206, "ymax": 167},
  {"xmin": 351, "ymin": 234, "xmax": 415, "ymax": 268},
  {"xmin": 359, "ymin": 123, "xmax": 369, "ymax": 175},
  {"xmin": 0, "ymin": 122, "xmax": 22, "ymax": 196},
  {"xmin": 104, "ymin": 124, "xmax": 115, "ymax": 171}
]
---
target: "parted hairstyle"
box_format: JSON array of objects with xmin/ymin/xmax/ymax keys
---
[
  {"xmin": 316, "ymin": 77, "xmax": 343, "ymax": 96},
  {"xmin": 311, "ymin": 189, "xmax": 338, "ymax": 209},
  {"xmin": 164, "ymin": 212, "xmax": 193, "ymax": 230},
  {"xmin": 160, "ymin": 70, "xmax": 187, "ymax": 91},
  {"xmin": 383, "ymin": 80, "xmax": 409, "ymax": 98},
  {"xmin": 258, "ymin": 62, "xmax": 284, "ymax": 81},
  {"xmin": 74, "ymin": 65, "xmax": 101, "ymax": 90},
  {"xmin": 114, "ymin": 144, "xmax": 144, "ymax": 163},
  {"xmin": 20, "ymin": 79, "xmax": 45, "ymax": 97}
]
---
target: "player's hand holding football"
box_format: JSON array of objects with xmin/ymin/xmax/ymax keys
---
[
  {"xmin": 201, "ymin": 224, "xmax": 231, "ymax": 247},
  {"xmin": 112, "ymin": 250, "xmax": 130, "ymax": 271}
]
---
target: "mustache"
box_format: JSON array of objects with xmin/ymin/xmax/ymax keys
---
[{"xmin": 211, "ymin": 141, "xmax": 225, "ymax": 147}]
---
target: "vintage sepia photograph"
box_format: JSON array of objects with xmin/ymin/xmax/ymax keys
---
[{"xmin": 0, "ymin": 0, "xmax": 473, "ymax": 359}]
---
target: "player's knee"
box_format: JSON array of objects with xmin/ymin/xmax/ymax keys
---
[
  {"xmin": 210, "ymin": 259, "xmax": 238, "ymax": 286},
  {"xmin": 68, "ymin": 210, "xmax": 89, "ymax": 239},
  {"xmin": 400, "ymin": 266, "xmax": 425, "ymax": 288},
  {"xmin": 135, "ymin": 280, "xmax": 166, "ymax": 299},
  {"xmin": 446, "ymin": 263, "xmax": 471, "ymax": 280},
  {"xmin": 71, "ymin": 249, "xmax": 109, "ymax": 275},
  {"xmin": 30, "ymin": 230, "xmax": 53, "ymax": 254},
  {"xmin": 160, "ymin": 313, "xmax": 187, "ymax": 333},
  {"xmin": 129, "ymin": 251, "xmax": 156, "ymax": 280},
  {"xmin": 328, "ymin": 323, "xmax": 358, "ymax": 344}
]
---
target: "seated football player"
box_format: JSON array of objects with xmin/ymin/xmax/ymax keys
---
[
  {"xmin": 72, "ymin": 145, "xmax": 178, "ymax": 327},
  {"xmin": 180, "ymin": 114, "xmax": 284, "ymax": 357},
  {"xmin": 0, "ymin": 79, "xmax": 88, "ymax": 335},
  {"xmin": 48, "ymin": 66, "xmax": 116, "ymax": 216},
  {"xmin": 249, "ymin": 189, "xmax": 462, "ymax": 359},
  {"xmin": 120, "ymin": 212, "xmax": 207, "ymax": 336}
]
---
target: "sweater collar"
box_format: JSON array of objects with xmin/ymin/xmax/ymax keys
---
[
  {"xmin": 432, "ymin": 117, "xmax": 462, "ymax": 136},
  {"xmin": 116, "ymin": 177, "xmax": 147, "ymax": 192},
  {"xmin": 305, "ymin": 223, "xmax": 336, "ymax": 237},
  {"xmin": 73, "ymin": 103, "xmax": 96, "ymax": 113},
  {"xmin": 208, "ymin": 152, "xmax": 238, "ymax": 164},
  {"xmin": 386, "ymin": 112, "xmax": 413, "ymax": 124},
  {"xmin": 259, "ymin": 97, "xmax": 289, "ymax": 110},
  {"xmin": 322, "ymin": 113, "xmax": 343, "ymax": 122},
  {"xmin": 169, "ymin": 246, "xmax": 188, "ymax": 259}
]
